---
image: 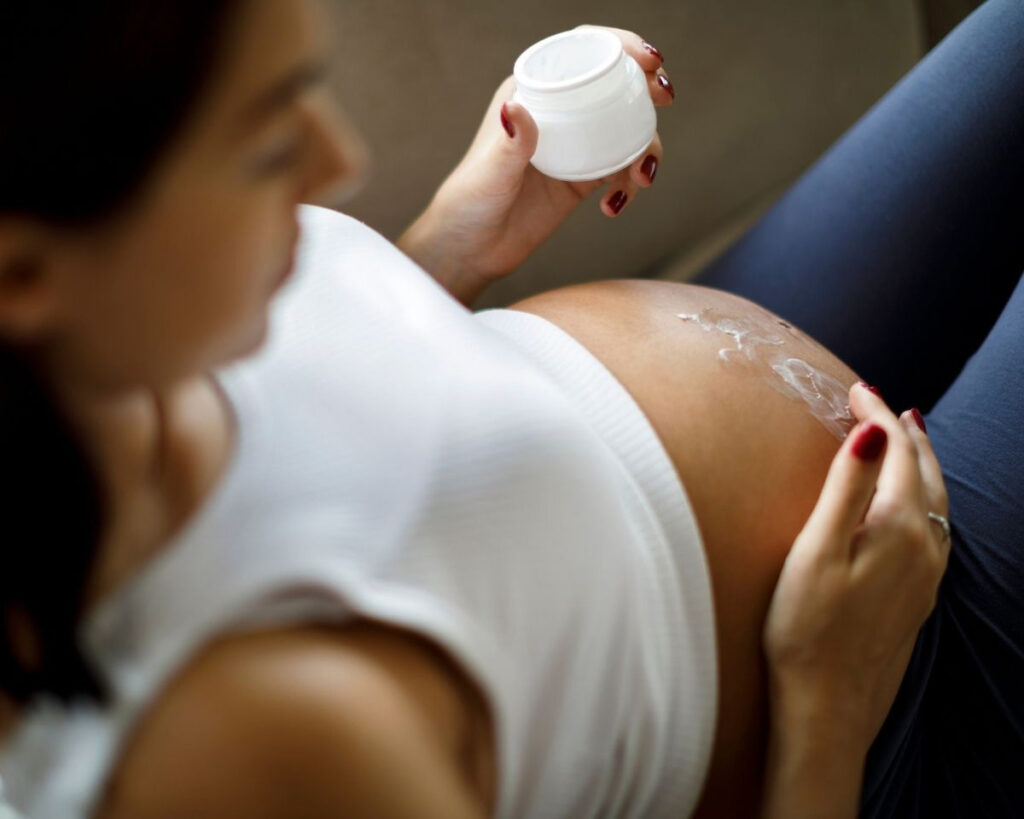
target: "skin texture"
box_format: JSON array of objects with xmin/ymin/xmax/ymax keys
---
[
  {"xmin": 95, "ymin": 623, "xmax": 495, "ymax": 819},
  {"xmin": 507, "ymin": 280, "xmax": 863, "ymax": 816}
]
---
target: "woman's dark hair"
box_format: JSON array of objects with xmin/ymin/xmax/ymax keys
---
[{"xmin": 0, "ymin": 1, "xmax": 244, "ymax": 704}]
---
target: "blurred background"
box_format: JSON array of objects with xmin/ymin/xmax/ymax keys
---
[{"xmin": 321, "ymin": 0, "xmax": 982, "ymax": 309}]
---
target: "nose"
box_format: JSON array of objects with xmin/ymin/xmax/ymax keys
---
[{"xmin": 299, "ymin": 90, "xmax": 373, "ymax": 208}]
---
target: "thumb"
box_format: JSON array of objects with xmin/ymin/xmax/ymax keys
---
[
  {"xmin": 803, "ymin": 420, "xmax": 888, "ymax": 555},
  {"xmin": 496, "ymin": 99, "xmax": 539, "ymax": 166}
]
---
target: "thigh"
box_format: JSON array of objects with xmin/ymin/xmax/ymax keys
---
[
  {"xmin": 693, "ymin": 0, "xmax": 1024, "ymax": 414},
  {"xmin": 509, "ymin": 278, "xmax": 860, "ymax": 817},
  {"xmin": 861, "ymin": 272, "xmax": 1024, "ymax": 817}
]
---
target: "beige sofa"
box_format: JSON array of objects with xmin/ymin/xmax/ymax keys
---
[{"xmin": 321, "ymin": 0, "xmax": 976, "ymax": 309}]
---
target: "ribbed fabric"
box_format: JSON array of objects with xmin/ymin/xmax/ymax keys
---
[
  {"xmin": 0, "ymin": 205, "xmax": 717, "ymax": 818},
  {"xmin": 473, "ymin": 307, "xmax": 718, "ymax": 813}
]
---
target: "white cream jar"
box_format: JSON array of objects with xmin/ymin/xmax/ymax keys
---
[{"xmin": 511, "ymin": 27, "xmax": 657, "ymax": 181}]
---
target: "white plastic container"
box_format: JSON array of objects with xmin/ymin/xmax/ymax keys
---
[{"xmin": 511, "ymin": 27, "xmax": 657, "ymax": 181}]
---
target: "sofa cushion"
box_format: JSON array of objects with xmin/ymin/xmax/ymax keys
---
[{"xmin": 323, "ymin": 0, "xmax": 923, "ymax": 305}]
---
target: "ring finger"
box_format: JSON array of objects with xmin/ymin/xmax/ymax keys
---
[{"xmin": 899, "ymin": 409, "xmax": 951, "ymax": 559}]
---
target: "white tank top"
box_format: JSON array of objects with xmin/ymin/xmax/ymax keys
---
[{"xmin": 0, "ymin": 205, "xmax": 717, "ymax": 818}]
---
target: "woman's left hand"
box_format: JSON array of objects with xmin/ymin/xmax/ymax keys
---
[{"xmin": 397, "ymin": 25, "xmax": 673, "ymax": 307}]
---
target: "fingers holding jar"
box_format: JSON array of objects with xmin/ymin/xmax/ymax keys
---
[
  {"xmin": 574, "ymin": 25, "xmax": 674, "ymax": 105},
  {"xmin": 634, "ymin": 131, "xmax": 663, "ymax": 188},
  {"xmin": 513, "ymin": 26, "xmax": 666, "ymax": 199},
  {"xmin": 600, "ymin": 131, "xmax": 663, "ymax": 217},
  {"xmin": 562, "ymin": 26, "xmax": 668, "ymax": 214},
  {"xmin": 652, "ymin": 70, "xmax": 675, "ymax": 103}
]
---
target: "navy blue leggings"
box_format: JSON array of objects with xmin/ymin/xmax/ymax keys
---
[{"xmin": 691, "ymin": 1, "xmax": 1024, "ymax": 814}]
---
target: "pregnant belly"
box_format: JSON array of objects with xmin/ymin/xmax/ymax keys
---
[{"xmin": 507, "ymin": 278, "xmax": 862, "ymax": 817}]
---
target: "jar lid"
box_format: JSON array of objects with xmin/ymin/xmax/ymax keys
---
[{"xmin": 513, "ymin": 27, "xmax": 622, "ymax": 94}]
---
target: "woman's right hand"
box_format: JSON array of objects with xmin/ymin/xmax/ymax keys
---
[{"xmin": 763, "ymin": 381, "xmax": 950, "ymax": 762}]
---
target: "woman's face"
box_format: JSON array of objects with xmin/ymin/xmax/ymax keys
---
[{"xmin": 0, "ymin": 0, "xmax": 370, "ymax": 391}]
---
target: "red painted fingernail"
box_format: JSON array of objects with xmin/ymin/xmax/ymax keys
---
[
  {"xmin": 910, "ymin": 407, "xmax": 927, "ymax": 433},
  {"xmin": 608, "ymin": 190, "xmax": 628, "ymax": 214},
  {"xmin": 852, "ymin": 423, "xmax": 888, "ymax": 461},
  {"xmin": 500, "ymin": 102, "xmax": 515, "ymax": 139},
  {"xmin": 642, "ymin": 41, "xmax": 664, "ymax": 62},
  {"xmin": 656, "ymin": 74, "xmax": 675, "ymax": 99},
  {"xmin": 640, "ymin": 154, "xmax": 658, "ymax": 183},
  {"xmin": 858, "ymin": 381, "xmax": 883, "ymax": 398}
]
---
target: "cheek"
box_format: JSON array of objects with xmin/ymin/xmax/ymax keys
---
[
  {"xmin": 94, "ymin": 222, "xmax": 282, "ymax": 382},
  {"xmin": 173, "ymin": 226, "xmax": 283, "ymax": 359},
  {"xmin": 88, "ymin": 176, "xmax": 294, "ymax": 381}
]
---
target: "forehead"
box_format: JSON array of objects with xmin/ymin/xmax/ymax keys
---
[{"xmin": 191, "ymin": 0, "xmax": 333, "ymax": 141}]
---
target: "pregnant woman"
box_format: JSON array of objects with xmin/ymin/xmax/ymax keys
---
[{"xmin": 0, "ymin": 0, "xmax": 1016, "ymax": 816}]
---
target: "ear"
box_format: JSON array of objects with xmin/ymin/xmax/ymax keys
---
[
  {"xmin": 2, "ymin": 603, "xmax": 43, "ymax": 675},
  {"xmin": 0, "ymin": 220, "xmax": 63, "ymax": 342}
]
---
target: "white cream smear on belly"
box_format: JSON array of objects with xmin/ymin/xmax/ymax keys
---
[{"xmin": 676, "ymin": 308, "xmax": 855, "ymax": 440}]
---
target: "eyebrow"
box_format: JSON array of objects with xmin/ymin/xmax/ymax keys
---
[{"xmin": 235, "ymin": 56, "xmax": 332, "ymax": 132}]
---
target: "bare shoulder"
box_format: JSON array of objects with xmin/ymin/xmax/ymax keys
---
[{"xmin": 97, "ymin": 620, "xmax": 493, "ymax": 819}]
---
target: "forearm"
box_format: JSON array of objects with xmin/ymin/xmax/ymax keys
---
[
  {"xmin": 396, "ymin": 208, "xmax": 489, "ymax": 310},
  {"xmin": 760, "ymin": 687, "xmax": 869, "ymax": 819}
]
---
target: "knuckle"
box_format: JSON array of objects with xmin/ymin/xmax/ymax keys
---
[
  {"xmin": 884, "ymin": 508, "xmax": 927, "ymax": 550},
  {"xmin": 904, "ymin": 520, "xmax": 928, "ymax": 549},
  {"xmin": 871, "ymin": 496, "xmax": 904, "ymax": 525},
  {"xmin": 895, "ymin": 431, "xmax": 918, "ymax": 460}
]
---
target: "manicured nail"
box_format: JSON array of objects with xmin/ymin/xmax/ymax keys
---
[
  {"xmin": 656, "ymin": 74, "xmax": 675, "ymax": 99},
  {"xmin": 858, "ymin": 381, "xmax": 883, "ymax": 398},
  {"xmin": 500, "ymin": 102, "xmax": 515, "ymax": 139},
  {"xmin": 852, "ymin": 423, "xmax": 888, "ymax": 461},
  {"xmin": 642, "ymin": 41, "xmax": 664, "ymax": 62},
  {"xmin": 910, "ymin": 407, "xmax": 927, "ymax": 433},
  {"xmin": 608, "ymin": 190, "xmax": 628, "ymax": 214},
  {"xmin": 640, "ymin": 154, "xmax": 658, "ymax": 183}
]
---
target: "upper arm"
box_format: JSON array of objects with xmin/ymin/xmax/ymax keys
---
[{"xmin": 99, "ymin": 626, "xmax": 489, "ymax": 819}]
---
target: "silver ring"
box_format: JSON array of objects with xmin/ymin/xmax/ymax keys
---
[{"xmin": 927, "ymin": 511, "xmax": 951, "ymax": 544}]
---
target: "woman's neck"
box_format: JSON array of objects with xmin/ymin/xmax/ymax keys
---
[
  {"xmin": 0, "ymin": 375, "xmax": 234, "ymax": 743},
  {"xmin": 54, "ymin": 375, "xmax": 236, "ymax": 616}
]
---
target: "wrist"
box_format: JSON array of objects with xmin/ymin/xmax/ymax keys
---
[
  {"xmin": 395, "ymin": 207, "xmax": 444, "ymax": 274},
  {"xmin": 762, "ymin": 696, "xmax": 869, "ymax": 819},
  {"xmin": 768, "ymin": 670, "xmax": 874, "ymax": 753},
  {"xmin": 774, "ymin": 690, "xmax": 864, "ymax": 742},
  {"xmin": 769, "ymin": 701, "xmax": 871, "ymax": 766}
]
